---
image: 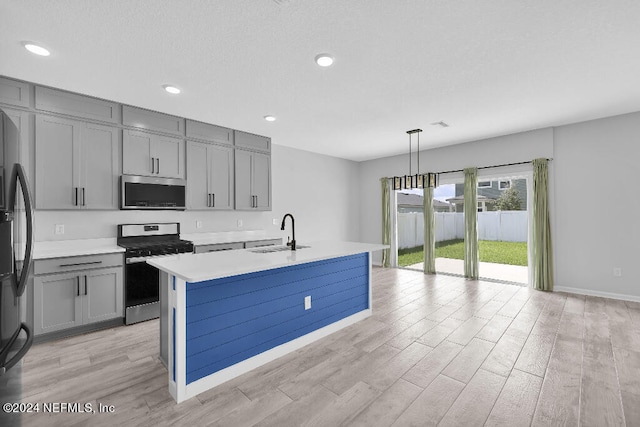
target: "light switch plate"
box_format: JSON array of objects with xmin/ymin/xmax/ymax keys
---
[
  {"xmin": 237, "ymin": 219, "xmax": 243, "ymax": 228},
  {"xmin": 196, "ymin": 220, "xmax": 203, "ymax": 229},
  {"xmin": 304, "ymin": 295, "xmax": 311, "ymax": 310},
  {"xmin": 273, "ymin": 218, "xmax": 278, "ymax": 225},
  {"xmin": 54, "ymin": 224, "xmax": 65, "ymax": 235}
]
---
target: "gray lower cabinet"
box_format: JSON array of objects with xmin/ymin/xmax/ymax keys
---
[
  {"xmin": 35, "ymin": 115, "xmax": 119, "ymax": 209},
  {"xmin": 187, "ymin": 141, "xmax": 234, "ymax": 210},
  {"xmin": 235, "ymin": 149, "xmax": 271, "ymax": 210},
  {"xmin": 33, "ymin": 255, "xmax": 124, "ymax": 336},
  {"xmin": 123, "ymin": 129, "xmax": 185, "ymax": 179}
]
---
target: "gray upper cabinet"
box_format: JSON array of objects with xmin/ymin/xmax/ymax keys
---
[
  {"xmin": 35, "ymin": 115, "xmax": 119, "ymax": 209},
  {"xmin": 235, "ymin": 149, "xmax": 271, "ymax": 210},
  {"xmin": 0, "ymin": 77, "xmax": 30, "ymax": 108},
  {"xmin": 234, "ymin": 130, "xmax": 270, "ymax": 153},
  {"xmin": 123, "ymin": 129, "xmax": 185, "ymax": 178},
  {"xmin": 123, "ymin": 106, "xmax": 184, "ymax": 136},
  {"xmin": 186, "ymin": 120, "xmax": 233, "ymax": 145},
  {"xmin": 187, "ymin": 141, "xmax": 234, "ymax": 210},
  {"xmin": 35, "ymin": 86, "xmax": 120, "ymax": 124}
]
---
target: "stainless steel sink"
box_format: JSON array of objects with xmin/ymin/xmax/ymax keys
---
[{"xmin": 249, "ymin": 245, "xmax": 310, "ymax": 254}]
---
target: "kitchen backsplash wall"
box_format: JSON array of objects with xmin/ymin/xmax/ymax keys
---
[{"xmin": 35, "ymin": 144, "xmax": 361, "ymax": 243}]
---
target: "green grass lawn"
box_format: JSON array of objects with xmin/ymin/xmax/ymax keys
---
[{"xmin": 398, "ymin": 239, "xmax": 528, "ymax": 267}]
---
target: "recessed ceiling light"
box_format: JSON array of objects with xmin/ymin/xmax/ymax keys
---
[
  {"xmin": 22, "ymin": 42, "xmax": 50, "ymax": 56},
  {"xmin": 315, "ymin": 53, "xmax": 334, "ymax": 67},
  {"xmin": 163, "ymin": 85, "xmax": 181, "ymax": 94},
  {"xmin": 264, "ymin": 115, "xmax": 276, "ymax": 122}
]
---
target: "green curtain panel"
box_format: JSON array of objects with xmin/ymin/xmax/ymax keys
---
[
  {"xmin": 423, "ymin": 185, "xmax": 436, "ymax": 274},
  {"xmin": 463, "ymin": 168, "xmax": 479, "ymax": 279},
  {"xmin": 380, "ymin": 177, "xmax": 391, "ymax": 268},
  {"xmin": 532, "ymin": 158, "xmax": 554, "ymax": 291}
]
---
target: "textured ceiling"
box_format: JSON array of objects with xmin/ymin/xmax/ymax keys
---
[{"xmin": 2, "ymin": 0, "xmax": 640, "ymax": 161}]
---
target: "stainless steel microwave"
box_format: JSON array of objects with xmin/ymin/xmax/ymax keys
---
[{"xmin": 120, "ymin": 175, "xmax": 186, "ymax": 210}]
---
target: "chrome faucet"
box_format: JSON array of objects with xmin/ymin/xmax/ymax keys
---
[{"xmin": 280, "ymin": 213, "xmax": 296, "ymax": 250}]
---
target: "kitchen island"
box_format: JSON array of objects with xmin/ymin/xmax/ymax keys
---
[{"xmin": 148, "ymin": 241, "xmax": 387, "ymax": 403}]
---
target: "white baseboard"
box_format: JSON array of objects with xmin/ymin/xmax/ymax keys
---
[
  {"xmin": 554, "ymin": 286, "xmax": 640, "ymax": 303},
  {"xmin": 180, "ymin": 309, "xmax": 372, "ymax": 402}
]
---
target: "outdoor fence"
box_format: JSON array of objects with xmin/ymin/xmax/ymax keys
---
[{"xmin": 397, "ymin": 211, "xmax": 528, "ymax": 249}]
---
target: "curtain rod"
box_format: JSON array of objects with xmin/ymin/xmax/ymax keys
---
[{"xmin": 435, "ymin": 158, "xmax": 553, "ymax": 175}]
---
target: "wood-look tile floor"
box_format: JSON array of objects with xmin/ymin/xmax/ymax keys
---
[{"xmin": 17, "ymin": 267, "xmax": 640, "ymax": 426}]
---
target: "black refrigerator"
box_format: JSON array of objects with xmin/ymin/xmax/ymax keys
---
[{"xmin": 0, "ymin": 110, "xmax": 34, "ymax": 427}]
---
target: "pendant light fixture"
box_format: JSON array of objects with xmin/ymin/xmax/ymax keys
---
[
  {"xmin": 393, "ymin": 128, "xmax": 438, "ymax": 190},
  {"xmin": 395, "ymin": 129, "xmax": 422, "ymax": 190}
]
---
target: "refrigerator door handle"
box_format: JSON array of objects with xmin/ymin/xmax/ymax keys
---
[
  {"xmin": 0, "ymin": 323, "xmax": 33, "ymax": 376},
  {"xmin": 13, "ymin": 164, "xmax": 34, "ymax": 297}
]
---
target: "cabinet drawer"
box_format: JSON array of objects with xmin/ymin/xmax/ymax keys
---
[
  {"xmin": 244, "ymin": 239, "xmax": 282, "ymax": 248},
  {"xmin": 123, "ymin": 106, "xmax": 184, "ymax": 136},
  {"xmin": 0, "ymin": 77, "xmax": 30, "ymax": 108},
  {"xmin": 194, "ymin": 242, "xmax": 244, "ymax": 254},
  {"xmin": 234, "ymin": 131, "xmax": 270, "ymax": 152},
  {"xmin": 35, "ymin": 253, "xmax": 123, "ymax": 275},
  {"xmin": 35, "ymin": 86, "xmax": 120, "ymax": 123},
  {"xmin": 186, "ymin": 120, "xmax": 233, "ymax": 145}
]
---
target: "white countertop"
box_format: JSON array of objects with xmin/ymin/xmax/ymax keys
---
[
  {"xmin": 33, "ymin": 238, "xmax": 124, "ymax": 259},
  {"xmin": 182, "ymin": 230, "xmax": 283, "ymax": 246},
  {"xmin": 148, "ymin": 241, "xmax": 388, "ymax": 283}
]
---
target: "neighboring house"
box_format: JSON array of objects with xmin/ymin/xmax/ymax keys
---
[
  {"xmin": 445, "ymin": 194, "xmax": 496, "ymax": 212},
  {"xmin": 397, "ymin": 192, "xmax": 452, "ymax": 213},
  {"xmin": 454, "ymin": 178, "xmax": 527, "ymax": 210}
]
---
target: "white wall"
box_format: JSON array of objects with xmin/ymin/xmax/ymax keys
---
[
  {"xmin": 34, "ymin": 144, "xmax": 361, "ymax": 244},
  {"xmin": 552, "ymin": 112, "xmax": 640, "ymax": 300}
]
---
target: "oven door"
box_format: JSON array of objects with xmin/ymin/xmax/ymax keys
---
[{"xmin": 124, "ymin": 257, "xmax": 160, "ymax": 325}]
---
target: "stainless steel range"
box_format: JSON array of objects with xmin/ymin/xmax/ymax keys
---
[{"xmin": 117, "ymin": 222, "xmax": 193, "ymax": 325}]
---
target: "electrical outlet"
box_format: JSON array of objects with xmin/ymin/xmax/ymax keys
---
[
  {"xmin": 237, "ymin": 219, "xmax": 243, "ymax": 228},
  {"xmin": 54, "ymin": 224, "xmax": 65, "ymax": 235},
  {"xmin": 613, "ymin": 267, "xmax": 622, "ymax": 277},
  {"xmin": 196, "ymin": 220, "xmax": 203, "ymax": 229},
  {"xmin": 304, "ymin": 295, "xmax": 311, "ymax": 310}
]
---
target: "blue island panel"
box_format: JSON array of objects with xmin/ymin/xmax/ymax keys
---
[{"xmin": 184, "ymin": 253, "xmax": 369, "ymax": 384}]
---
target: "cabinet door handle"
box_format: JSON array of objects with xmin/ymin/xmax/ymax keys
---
[
  {"xmin": 151, "ymin": 157, "xmax": 155, "ymax": 174},
  {"xmin": 59, "ymin": 261, "xmax": 102, "ymax": 268},
  {"xmin": 76, "ymin": 276, "xmax": 80, "ymax": 296},
  {"xmin": 84, "ymin": 275, "xmax": 88, "ymax": 296},
  {"xmin": 212, "ymin": 193, "xmax": 215, "ymax": 208},
  {"xmin": 156, "ymin": 158, "xmax": 160, "ymax": 174},
  {"xmin": 74, "ymin": 187, "xmax": 78, "ymax": 206},
  {"xmin": 255, "ymin": 195, "xmax": 258, "ymax": 208},
  {"xmin": 82, "ymin": 188, "xmax": 86, "ymax": 206}
]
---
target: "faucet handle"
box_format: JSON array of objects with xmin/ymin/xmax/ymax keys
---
[{"xmin": 286, "ymin": 236, "xmax": 291, "ymax": 246}]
